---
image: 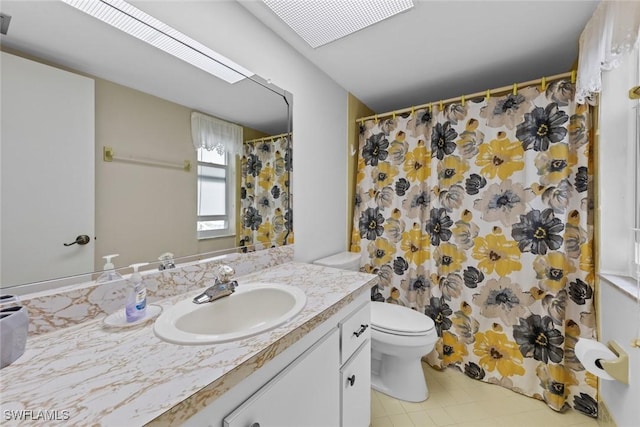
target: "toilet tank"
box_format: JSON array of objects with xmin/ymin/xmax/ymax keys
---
[{"xmin": 313, "ymin": 251, "xmax": 361, "ymax": 271}]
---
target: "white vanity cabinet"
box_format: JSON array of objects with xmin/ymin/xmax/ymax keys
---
[
  {"xmin": 338, "ymin": 303, "xmax": 371, "ymax": 427},
  {"xmin": 182, "ymin": 294, "xmax": 371, "ymax": 427},
  {"xmin": 341, "ymin": 340, "xmax": 371, "ymax": 427},
  {"xmin": 224, "ymin": 329, "xmax": 340, "ymax": 427}
]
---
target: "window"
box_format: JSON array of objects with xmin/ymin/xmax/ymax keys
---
[
  {"xmin": 197, "ymin": 147, "xmax": 235, "ymax": 239},
  {"xmin": 191, "ymin": 111, "xmax": 241, "ymax": 239},
  {"xmin": 599, "ymin": 44, "xmax": 639, "ymax": 281}
]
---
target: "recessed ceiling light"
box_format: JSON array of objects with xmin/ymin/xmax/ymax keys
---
[
  {"xmin": 60, "ymin": 0, "xmax": 253, "ymax": 84},
  {"xmin": 262, "ymin": 0, "xmax": 414, "ymax": 48}
]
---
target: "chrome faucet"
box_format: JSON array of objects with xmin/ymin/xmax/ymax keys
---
[
  {"xmin": 158, "ymin": 252, "xmax": 175, "ymax": 271},
  {"xmin": 192, "ymin": 280, "xmax": 238, "ymax": 304},
  {"xmin": 192, "ymin": 264, "xmax": 237, "ymax": 304}
]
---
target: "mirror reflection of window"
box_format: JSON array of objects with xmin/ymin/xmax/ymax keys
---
[
  {"xmin": 197, "ymin": 147, "xmax": 235, "ymax": 239},
  {"xmin": 192, "ymin": 111, "xmax": 242, "ymax": 239}
]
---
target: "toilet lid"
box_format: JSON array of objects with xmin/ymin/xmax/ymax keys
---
[{"xmin": 371, "ymin": 302, "xmax": 435, "ymax": 335}]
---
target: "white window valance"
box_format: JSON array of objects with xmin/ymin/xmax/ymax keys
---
[
  {"xmin": 191, "ymin": 111, "xmax": 242, "ymax": 155},
  {"xmin": 576, "ymin": 0, "xmax": 640, "ymax": 104}
]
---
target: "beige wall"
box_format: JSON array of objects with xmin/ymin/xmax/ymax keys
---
[
  {"xmin": 346, "ymin": 93, "xmax": 375, "ymax": 247},
  {"xmin": 95, "ymin": 80, "xmax": 269, "ymax": 269},
  {"xmin": 0, "ymin": 47, "xmax": 257, "ymax": 270},
  {"xmin": 2, "ymin": 47, "xmax": 273, "ymax": 272}
]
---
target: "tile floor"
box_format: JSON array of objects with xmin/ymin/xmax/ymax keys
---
[{"xmin": 371, "ymin": 362, "xmax": 599, "ymax": 427}]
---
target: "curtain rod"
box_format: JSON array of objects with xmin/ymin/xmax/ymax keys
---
[
  {"xmin": 356, "ymin": 70, "xmax": 574, "ymax": 123},
  {"xmin": 245, "ymin": 131, "xmax": 292, "ymax": 144}
]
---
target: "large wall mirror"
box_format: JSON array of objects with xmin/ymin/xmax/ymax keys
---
[{"xmin": 0, "ymin": 1, "xmax": 292, "ymax": 292}]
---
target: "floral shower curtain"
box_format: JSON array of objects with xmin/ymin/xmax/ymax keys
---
[
  {"xmin": 351, "ymin": 80, "xmax": 598, "ymax": 417},
  {"xmin": 239, "ymin": 135, "xmax": 293, "ymax": 251}
]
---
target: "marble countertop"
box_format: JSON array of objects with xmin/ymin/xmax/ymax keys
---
[{"xmin": 0, "ymin": 262, "xmax": 377, "ymax": 426}]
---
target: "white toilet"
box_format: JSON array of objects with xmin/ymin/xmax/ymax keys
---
[{"xmin": 313, "ymin": 252, "xmax": 438, "ymax": 403}]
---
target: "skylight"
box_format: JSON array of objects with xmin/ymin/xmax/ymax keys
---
[{"xmin": 262, "ymin": 0, "xmax": 414, "ymax": 48}]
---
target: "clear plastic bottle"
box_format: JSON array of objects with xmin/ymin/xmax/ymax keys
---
[
  {"xmin": 125, "ymin": 263, "xmax": 148, "ymax": 322},
  {"xmin": 96, "ymin": 254, "xmax": 124, "ymax": 284}
]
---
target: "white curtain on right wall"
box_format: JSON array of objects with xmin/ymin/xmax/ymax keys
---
[{"xmin": 576, "ymin": 0, "xmax": 640, "ymax": 103}]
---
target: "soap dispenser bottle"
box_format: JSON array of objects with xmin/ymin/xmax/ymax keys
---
[
  {"xmin": 126, "ymin": 263, "xmax": 149, "ymax": 322},
  {"xmin": 96, "ymin": 254, "xmax": 124, "ymax": 284}
]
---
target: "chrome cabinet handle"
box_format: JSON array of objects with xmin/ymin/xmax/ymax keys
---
[
  {"xmin": 63, "ymin": 235, "xmax": 90, "ymax": 246},
  {"xmin": 353, "ymin": 324, "xmax": 369, "ymax": 337},
  {"xmin": 347, "ymin": 375, "xmax": 356, "ymax": 387}
]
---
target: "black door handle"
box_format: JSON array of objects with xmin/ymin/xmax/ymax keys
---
[
  {"xmin": 353, "ymin": 324, "xmax": 369, "ymax": 337},
  {"xmin": 347, "ymin": 375, "xmax": 356, "ymax": 387},
  {"xmin": 63, "ymin": 235, "xmax": 90, "ymax": 246}
]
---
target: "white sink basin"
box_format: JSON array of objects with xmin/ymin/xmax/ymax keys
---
[{"xmin": 153, "ymin": 282, "xmax": 306, "ymax": 345}]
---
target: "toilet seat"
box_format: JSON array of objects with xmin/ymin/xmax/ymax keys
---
[
  {"xmin": 371, "ymin": 302, "xmax": 435, "ymax": 336},
  {"xmin": 372, "ymin": 325, "xmax": 430, "ymax": 336}
]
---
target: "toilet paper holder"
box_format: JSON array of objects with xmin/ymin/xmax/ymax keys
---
[{"xmin": 598, "ymin": 341, "xmax": 629, "ymax": 385}]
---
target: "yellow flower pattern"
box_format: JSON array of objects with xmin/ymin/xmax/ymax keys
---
[
  {"xmin": 533, "ymin": 251, "xmax": 577, "ymax": 292},
  {"xmin": 437, "ymin": 155, "xmax": 470, "ymax": 187},
  {"xmin": 476, "ymin": 132, "xmax": 525, "ymax": 180},
  {"xmin": 352, "ymin": 81, "xmax": 595, "ymax": 416},
  {"xmin": 474, "ymin": 330, "xmax": 525, "ymax": 377},
  {"xmin": 258, "ymin": 165, "xmax": 275, "ymax": 191},
  {"xmin": 403, "ymin": 140, "xmax": 430, "ymax": 182},
  {"xmin": 240, "ymin": 136, "xmax": 292, "ymax": 250},
  {"xmin": 579, "ymin": 241, "xmax": 595, "ymax": 285},
  {"xmin": 256, "ymin": 221, "xmax": 274, "ymax": 246},
  {"xmin": 368, "ymin": 238, "xmax": 396, "ymax": 266},
  {"xmin": 371, "ymin": 162, "xmax": 399, "ymax": 188},
  {"xmin": 536, "ymin": 363, "xmax": 578, "ymax": 409},
  {"xmin": 400, "ymin": 224, "xmax": 430, "ymax": 265},
  {"xmin": 472, "ymin": 232, "xmax": 522, "ymax": 276},
  {"xmin": 433, "ymin": 242, "xmax": 466, "ymax": 274},
  {"xmin": 535, "ymin": 143, "xmax": 578, "ymax": 185},
  {"xmin": 440, "ymin": 331, "xmax": 468, "ymax": 365}
]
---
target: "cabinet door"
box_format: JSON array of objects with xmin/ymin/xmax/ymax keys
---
[
  {"xmin": 340, "ymin": 340, "xmax": 371, "ymax": 427},
  {"xmin": 224, "ymin": 328, "xmax": 339, "ymax": 427}
]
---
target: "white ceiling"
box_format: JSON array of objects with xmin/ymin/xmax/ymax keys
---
[
  {"xmin": 0, "ymin": 0, "xmax": 290, "ymax": 135},
  {"xmin": 0, "ymin": 0, "xmax": 599, "ymax": 126},
  {"xmin": 241, "ymin": 0, "xmax": 600, "ymax": 113}
]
